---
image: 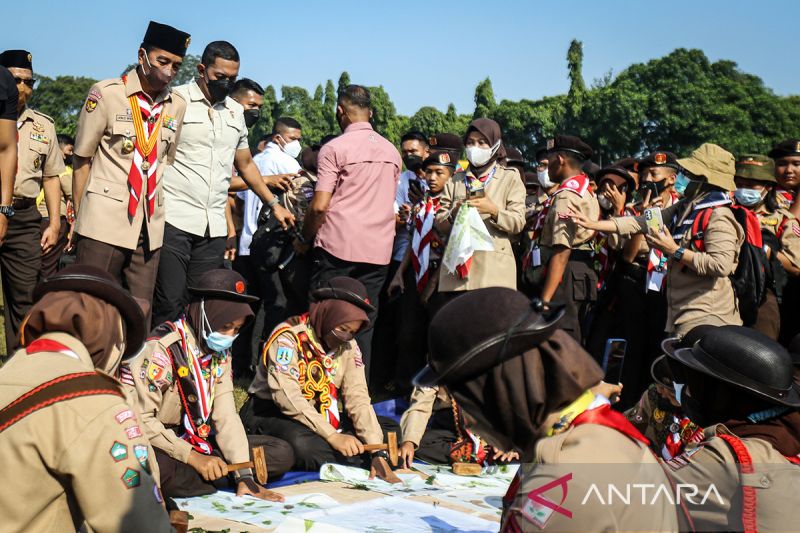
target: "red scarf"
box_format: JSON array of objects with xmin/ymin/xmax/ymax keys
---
[{"xmin": 124, "ymin": 75, "xmax": 162, "ymax": 220}]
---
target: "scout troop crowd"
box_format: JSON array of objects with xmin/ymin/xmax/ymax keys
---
[{"xmin": 0, "ymin": 19, "xmax": 799, "ymax": 533}]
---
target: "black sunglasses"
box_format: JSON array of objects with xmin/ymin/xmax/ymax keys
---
[{"xmin": 14, "ymin": 77, "xmax": 35, "ymax": 88}]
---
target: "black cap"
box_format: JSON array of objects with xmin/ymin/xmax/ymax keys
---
[
  {"xmin": 188, "ymin": 269, "xmax": 259, "ymax": 303},
  {"xmin": 614, "ymin": 157, "xmax": 640, "ymax": 173},
  {"xmin": 505, "ymin": 146, "xmax": 525, "ymax": 167},
  {"xmin": 0, "ymin": 49, "xmax": 32, "ymax": 70},
  {"xmin": 767, "ymin": 139, "xmax": 800, "ymax": 160},
  {"xmin": 33, "ymin": 265, "xmax": 146, "ymax": 359},
  {"xmin": 142, "ymin": 21, "xmax": 191, "ymax": 58},
  {"xmin": 546, "ymin": 134, "xmax": 593, "ymax": 161},
  {"xmin": 596, "ymin": 165, "xmax": 636, "ymax": 191},
  {"xmin": 414, "ymin": 289, "xmax": 565, "ymax": 387},
  {"xmin": 311, "ymin": 276, "xmax": 375, "ymax": 313},
  {"xmin": 639, "ymin": 151, "xmax": 680, "ymax": 172},
  {"xmin": 428, "ymin": 133, "xmax": 464, "ymax": 156},
  {"xmin": 663, "ymin": 325, "xmax": 800, "ymax": 407},
  {"xmin": 422, "ymin": 151, "xmax": 456, "ymax": 169}
]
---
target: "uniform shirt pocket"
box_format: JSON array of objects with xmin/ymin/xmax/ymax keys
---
[
  {"xmin": 159, "ymin": 126, "xmax": 176, "ymax": 162},
  {"xmin": 111, "ymin": 121, "xmax": 136, "ymax": 159},
  {"xmin": 87, "ymin": 175, "xmax": 127, "ymax": 202}
]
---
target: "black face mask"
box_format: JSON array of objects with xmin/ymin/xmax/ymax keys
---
[
  {"xmin": 243, "ymin": 109, "xmax": 260, "ymax": 128},
  {"xmin": 205, "ymin": 77, "xmax": 231, "ymax": 103},
  {"xmin": 63, "ymin": 154, "xmax": 73, "ymax": 167},
  {"xmin": 681, "ymin": 391, "xmax": 709, "ymax": 428},
  {"xmin": 403, "ymin": 155, "xmax": 424, "ymax": 173}
]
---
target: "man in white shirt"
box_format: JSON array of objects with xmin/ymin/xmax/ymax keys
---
[
  {"xmin": 234, "ymin": 117, "xmax": 302, "ymax": 366},
  {"xmin": 152, "ymin": 41, "xmax": 293, "ymax": 325}
]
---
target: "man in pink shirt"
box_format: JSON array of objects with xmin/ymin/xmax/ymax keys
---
[{"xmin": 298, "ymin": 85, "xmax": 401, "ymax": 376}]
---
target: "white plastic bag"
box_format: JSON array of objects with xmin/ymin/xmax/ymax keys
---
[{"xmin": 442, "ymin": 204, "xmax": 494, "ymax": 275}]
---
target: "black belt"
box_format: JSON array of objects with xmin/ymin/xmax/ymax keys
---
[
  {"xmin": 11, "ymin": 197, "xmax": 36, "ymax": 210},
  {"xmin": 569, "ymin": 249, "xmax": 595, "ymax": 263}
]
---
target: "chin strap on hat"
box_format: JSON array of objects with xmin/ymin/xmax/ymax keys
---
[{"xmin": 493, "ymin": 299, "xmax": 567, "ymax": 366}]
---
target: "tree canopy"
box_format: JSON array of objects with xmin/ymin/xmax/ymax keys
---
[{"xmin": 30, "ymin": 46, "xmax": 798, "ymax": 162}]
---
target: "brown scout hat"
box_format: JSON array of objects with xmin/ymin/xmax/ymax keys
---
[
  {"xmin": 311, "ymin": 276, "xmax": 375, "ymax": 313},
  {"xmin": 188, "ymin": 269, "xmax": 259, "ymax": 303},
  {"xmin": 33, "ymin": 265, "xmax": 146, "ymax": 359},
  {"xmin": 596, "ymin": 165, "xmax": 636, "ymax": 192},
  {"xmin": 735, "ymin": 154, "xmax": 775, "ymax": 183},
  {"xmin": 677, "ymin": 143, "xmax": 736, "ymax": 192},
  {"xmin": 422, "ymin": 151, "xmax": 456, "ymax": 169}
]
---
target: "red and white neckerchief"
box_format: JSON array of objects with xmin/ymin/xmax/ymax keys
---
[
  {"xmin": 410, "ymin": 193, "xmax": 442, "ymax": 293},
  {"xmin": 25, "ymin": 338, "xmax": 79, "ymax": 359},
  {"xmin": 662, "ymin": 415, "xmax": 703, "ymax": 461},
  {"xmin": 645, "ymin": 191, "xmax": 680, "ymax": 292},
  {"xmin": 776, "ymin": 187, "xmax": 796, "ymax": 210},
  {"xmin": 172, "ymin": 317, "xmax": 219, "ymax": 455},
  {"xmin": 455, "ymin": 168, "xmax": 499, "ymax": 278},
  {"xmin": 124, "ymin": 75, "xmax": 163, "ymax": 220}
]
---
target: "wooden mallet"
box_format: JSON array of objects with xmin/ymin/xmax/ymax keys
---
[
  {"xmin": 227, "ymin": 446, "xmax": 268, "ymax": 485},
  {"xmin": 363, "ymin": 431, "xmax": 399, "ymax": 467}
]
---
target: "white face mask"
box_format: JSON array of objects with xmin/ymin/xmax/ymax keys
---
[
  {"xmin": 465, "ymin": 140, "xmax": 501, "ymax": 167},
  {"xmin": 281, "ymin": 139, "xmax": 302, "ymax": 159},
  {"xmin": 537, "ymin": 169, "xmax": 554, "ymax": 189}
]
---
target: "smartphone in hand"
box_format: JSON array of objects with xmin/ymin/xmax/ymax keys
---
[{"xmin": 602, "ymin": 338, "xmax": 627, "ymax": 385}]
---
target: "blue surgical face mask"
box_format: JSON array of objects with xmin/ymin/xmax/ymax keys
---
[
  {"xmin": 200, "ymin": 300, "xmax": 238, "ymax": 353},
  {"xmin": 674, "ymin": 173, "xmax": 690, "ymax": 196},
  {"xmin": 205, "ymin": 331, "xmax": 238, "ymax": 352},
  {"xmin": 734, "ymin": 187, "xmax": 763, "ymax": 206},
  {"xmin": 673, "ymin": 382, "xmax": 685, "ymax": 405}
]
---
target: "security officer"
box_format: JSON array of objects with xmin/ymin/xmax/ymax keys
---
[
  {"xmin": 72, "ymin": 21, "xmax": 189, "ymax": 324},
  {"xmin": 0, "ymin": 265, "xmax": 171, "ymax": 532},
  {"xmin": 733, "ymin": 153, "xmax": 800, "ymax": 339},
  {"xmin": 122, "ymin": 269, "xmax": 291, "ymax": 501},
  {"xmin": 536, "ymin": 134, "xmax": 599, "ymax": 342},
  {"xmin": 769, "ymin": 139, "xmax": 800, "ymax": 345},
  {"xmin": 414, "ymin": 287, "xmax": 680, "ymax": 532},
  {"xmin": 572, "ymin": 144, "xmax": 744, "ymax": 335},
  {"xmin": 663, "ymin": 325, "xmax": 800, "ymax": 531},
  {"xmin": 242, "ymin": 276, "xmax": 399, "ymax": 482},
  {"xmin": 0, "ymin": 50, "xmax": 64, "ymax": 355}
]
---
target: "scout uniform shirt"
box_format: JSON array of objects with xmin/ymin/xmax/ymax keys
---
[
  {"xmin": 434, "ymin": 164, "xmax": 526, "ymax": 292},
  {"xmin": 15, "ymin": 107, "xmax": 65, "ymax": 202},
  {"xmin": 249, "ymin": 315, "xmax": 383, "ymax": 445},
  {"xmin": 73, "ymin": 68, "xmax": 186, "ymax": 251},
  {"xmin": 502, "ymin": 397, "xmax": 679, "ymax": 532},
  {"xmin": 37, "ymin": 167, "xmax": 72, "ymax": 219},
  {"xmin": 400, "ymin": 385, "xmax": 452, "ymax": 448},
  {"xmin": 539, "ymin": 173, "xmax": 600, "ymax": 253},
  {"xmin": 0, "ymin": 332, "xmax": 170, "ymax": 533},
  {"xmin": 665, "ymin": 424, "xmax": 800, "ymax": 531},
  {"xmin": 756, "ymin": 204, "xmax": 800, "ymax": 271},
  {"xmin": 121, "ymin": 319, "xmax": 250, "ymax": 465},
  {"xmin": 613, "ymin": 195, "xmax": 744, "ymax": 335}
]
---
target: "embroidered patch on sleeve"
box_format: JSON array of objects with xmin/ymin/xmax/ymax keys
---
[
  {"xmin": 110, "ymin": 441, "xmax": 128, "ymax": 462},
  {"xmin": 119, "ymin": 365, "xmax": 135, "ymax": 386},
  {"xmin": 275, "ymin": 346, "xmax": 295, "ymax": 366},
  {"xmin": 125, "ymin": 425, "xmax": 143, "ymax": 440},
  {"xmin": 520, "ymin": 495, "xmax": 556, "ymax": 529},
  {"xmin": 121, "ymin": 467, "xmax": 140, "ymax": 489},
  {"xmin": 133, "ymin": 444, "xmax": 150, "ymax": 472},
  {"xmin": 115, "ymin": 409, "xmax": 135, "ymax": 424}
]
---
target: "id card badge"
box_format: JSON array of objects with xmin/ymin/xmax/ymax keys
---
[
  {"xmin": 647, "ymin": 270, "xmax": 665, "ymax": 292},
  {"xmin": 531, "ymin": 246, "xmax": 542, "ymax": 267}
]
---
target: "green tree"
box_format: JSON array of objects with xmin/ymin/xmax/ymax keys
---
[
  {"xmin": 409, "ymin": 106, "xmax": 447, "ymax": 135},
  {"xmin": 565, "ymin": 39, "xmax": 586, "ymax": 119},
  {"xmin": 368, "ymin": 85, "xmax": 405, "ymax": 145},
  {"xmin": 29, "ymin": 75, "xmax": 98, "ymax": 136},
  {"xmin": 323, "ymin": 79, "xmax": 337, "ymax": 131},
  {"xmin": 337, "ymin": 71, "xmax": 351, "ymax": 95},
  {"xmin": 473, "ymin": 78, "xmax": 496, "ymax": 118}
]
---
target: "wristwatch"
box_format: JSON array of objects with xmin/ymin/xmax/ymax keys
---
[
  {"xmin": 672, "ymin": 246, "xmax": 686, "ymax": 262},
  {"xmin": 0, "ymin": 205, "xmax": 15, "ymax": 219},
  {"xmin": 266, "ymin": 197, "xmax": 279, "ymax": 208}
]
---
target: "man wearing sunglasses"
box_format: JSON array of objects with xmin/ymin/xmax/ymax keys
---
[{"xmin": 0, "ymin": 49, "xmax": 64, "ymax": 356}]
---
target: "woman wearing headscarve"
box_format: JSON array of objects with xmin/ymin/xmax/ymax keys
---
[
  {"xmin": 433, "ymin": 119, "xmax": 526, "ymax": 304},
  {"xmin": 663, "ymin": 325, "xmax": 800, "ymax": 531},
  {"xmin": 122, "ymin": 269, "xmax": 292, "ymax": 501},
  {"xmin": 242, "ymin": 276, "xmax": 400, "ymax": 482},
  {"xmin": 415, "ymin": 287, "xmax": 681, "ymax": 532},
  {"xmin": 0, "ymin": 265, "xmax": 172, "ymax": 532}
]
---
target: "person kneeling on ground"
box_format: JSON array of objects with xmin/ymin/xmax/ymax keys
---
[
  {"xmin": 242, "ymin": 276, "xmax": 400, "ymax": 482},
  {"xmin": 122, "ymin": 269, "xmax": 292, "ymax": 501}
]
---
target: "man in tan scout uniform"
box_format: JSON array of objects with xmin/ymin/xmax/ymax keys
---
[
  {"xmin": 572, "ymin": 143, "xmax": 744, "ymax": 335},
  {"xmin": 122, "ymin": 269, "xmax": 291, "ymax": 501},
  {"xmin": 537, "ymin": 134, "xmax": 599, "ymax": 342},
  {"xmin": 242, "ymin": 277, "xmax": 398, "ymax": 482},
  {"xmin": 38, "ymin": 133, "xmax": 74, "ymax": 278},
  {"xmin": 72, "ymin": 21, "xmax": 189, "ymax": 316},
  {"xmin": 663, "ymin": 325, "xmax": 800, "ymax": 531},
  {"xmin": 0, "ymin": 49, "xmax": 64, "ymax": 355},
  {"xmin": 0, "ymin": 265, "xmax": 170, "ymax": 532}
]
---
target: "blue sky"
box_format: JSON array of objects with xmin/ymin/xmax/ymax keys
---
[{"xmin": 6, "ymin": 0, "xmax": 798, "ymax": 115}]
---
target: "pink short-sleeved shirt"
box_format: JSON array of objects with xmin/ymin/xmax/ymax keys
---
[{"xmin": 314, "ymin": 122, "xmax": 401, "ymax": 265}]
